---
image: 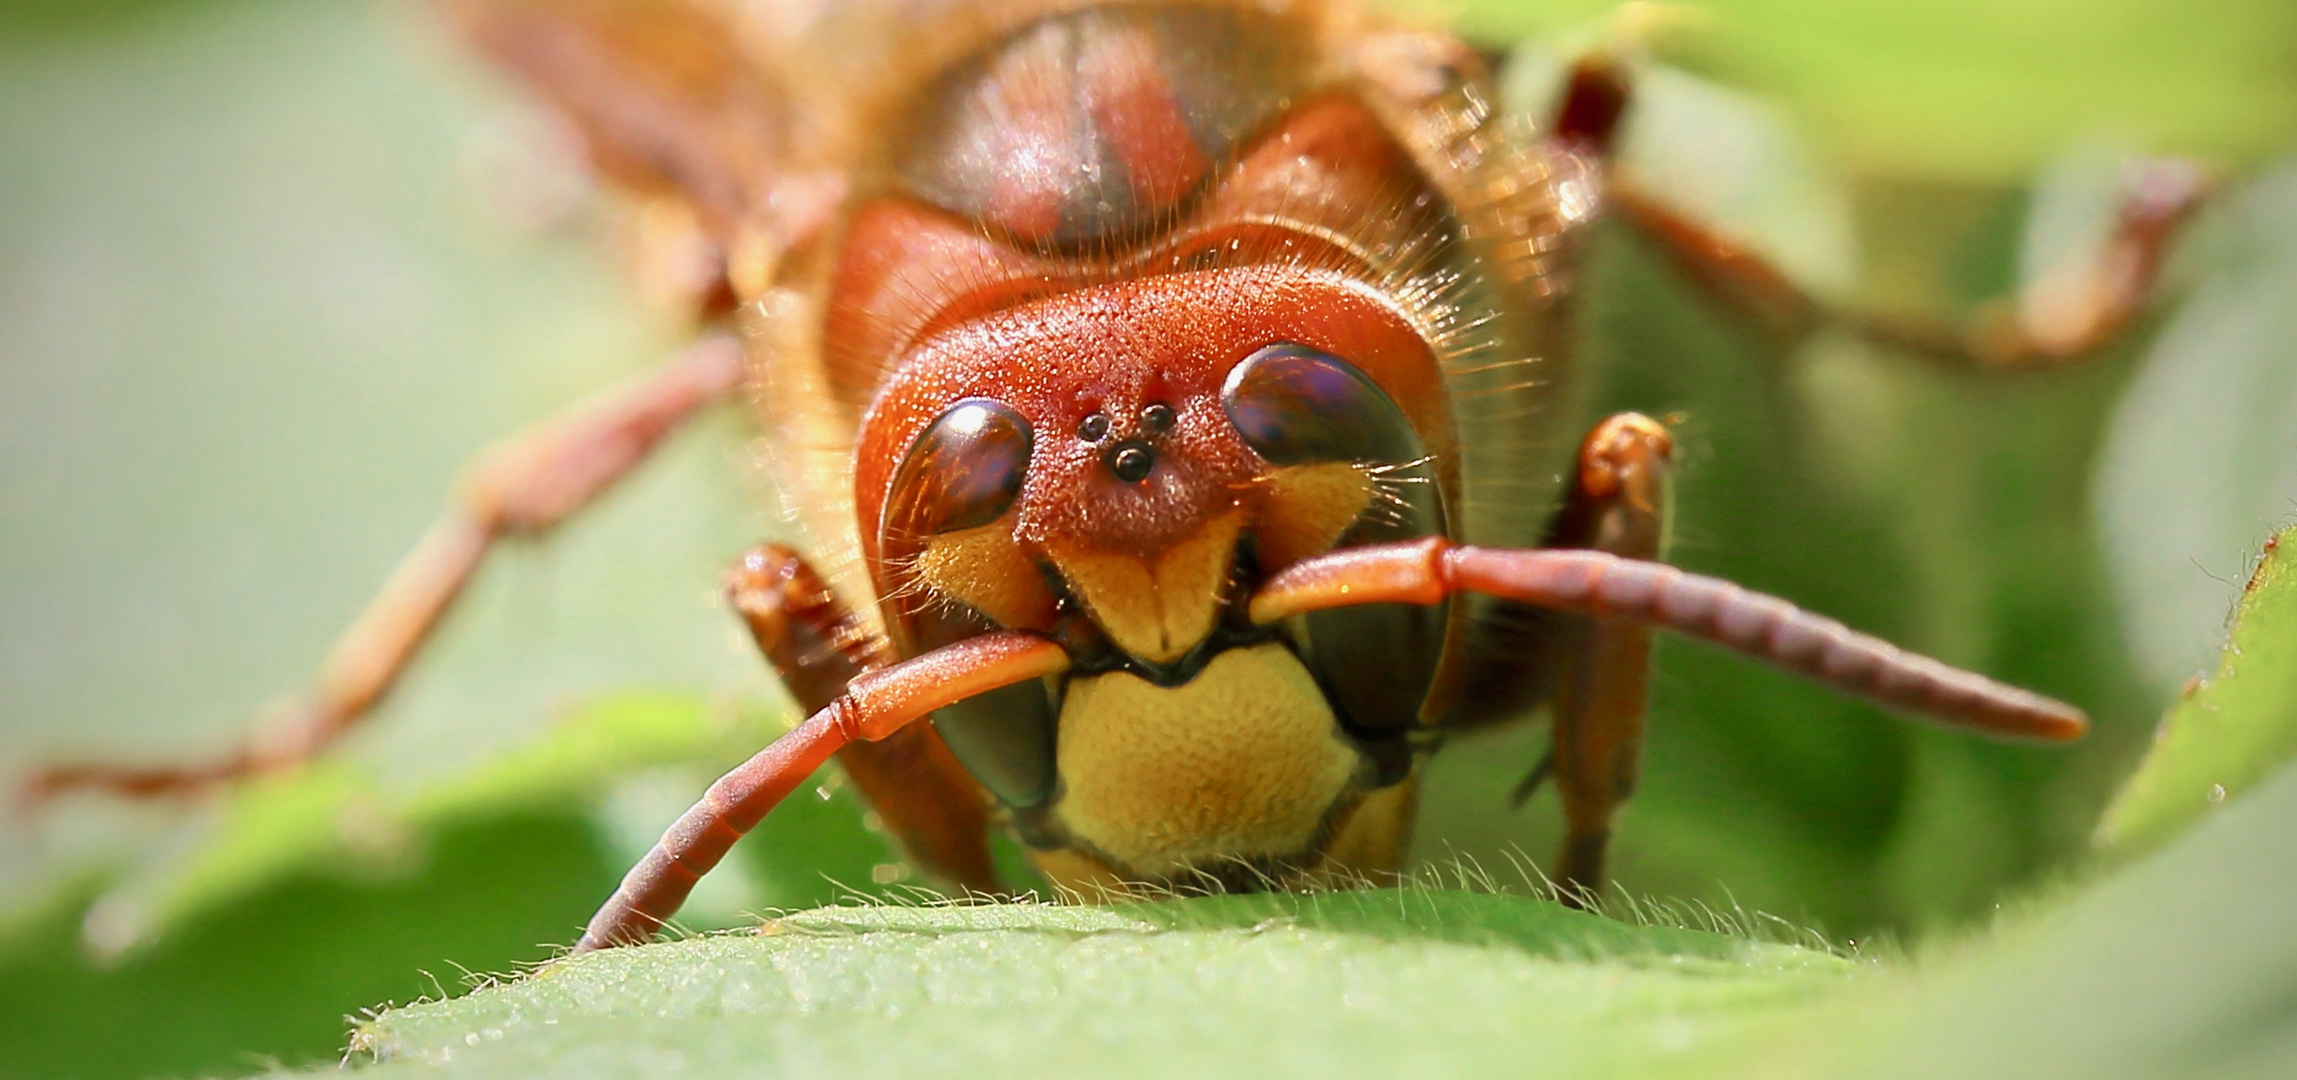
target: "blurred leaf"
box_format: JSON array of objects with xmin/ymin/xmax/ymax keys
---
[
  {"xmin": 2097, "ymin": 157, "xmax": 2297, "ymax": 693},
  {"xmin": 77, "ymin": 764, "xmax": 376, "ymax": 960},
  {"xmin": 405, "ymin": 695, "xmax": 767, "ymax": 822},
  {"xmin": 0, "ymin": 0, "xmax": 238, "ymax": 38},
  {"xmin": 0, "ymin": 812, "xmax": 620, "ymax": 1080},
  {"xmin": 2095, "ymin": 524, "xmax": 2297, "ymax": 856},
  {"xmin": 58, "ymin": 693, "xmax": 782, "ymax": 958},
  {"xmin": 339, "ymin": 892, "xmax": 1852, "ymax": 1078},
  {"xmin": 0, "ymin": 0, "xmax": 769, "ymax": 913},
  {"xmin": 1739, "ymin": 745, "xmax": 2297, "ymax": 1078},
  {"xmin": 1438, "ymin": 0, "xmax": 2297, "ymax": 181},
  {"xmin": 0, "ymin": 691, "xmax": 907, "ymax": 1080}
]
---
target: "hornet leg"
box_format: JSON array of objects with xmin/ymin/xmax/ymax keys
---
[
  {"xmin": 576, "ymin": 632, "xmax": 1068, "ymax": 952},
  {"xmin": 24, "ymin": 336, "xmax": 745, "ymax": 807},
  {"xmin": 1551, "ymin": 54, "xmax": 2206, "ymax": 370},
  {"xmin": 1615, "ymin": 167, "xmax": 2205, "ymax": 370},
  {"xmin": 1537, "ymin": 414, "xmax": 1674, "ymax": 900},
  {"xmin": 724, "ymin": 545, "xmax": 1001, "ymax": 893},
  {"xmin": 1448, "ymin": 414, "xmax": 1676, "ymax": 901}
]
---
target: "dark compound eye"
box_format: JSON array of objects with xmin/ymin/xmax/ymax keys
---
[
  {"xmin": 1223, "ymin": 342, "xmax": 1449, "ymax": 745},
  {"xmin": 1221, "ymin": 343, "xmax": 1424, "ymax": 467},
  {"xmin": 882, "ymin": 398, "xmax": 1033, "ymax": 540},
  {"xmin": 1140, "ymin": 402, "xmax": 1175, "ymax": 435},
  {"xmin": 1077, "ymin": 412, "xmax": 1111, "ymax": 442}
]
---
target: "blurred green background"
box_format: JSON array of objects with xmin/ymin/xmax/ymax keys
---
[{"xmin": 2, "ymin": 0, "xmax": 2294, "ymax": 1076}]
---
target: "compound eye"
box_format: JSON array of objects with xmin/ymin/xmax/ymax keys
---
[
  {"xmin": 1221, "ymin": 343, "xmax": 1423, "ymax": 467},
  {"xmin": 1224, "ymin": 346, "xmax": 1449, "ymax": 749},
  {"xmin": 883, "ymin": 398, "xmax": 1033, "ymax": 540}
]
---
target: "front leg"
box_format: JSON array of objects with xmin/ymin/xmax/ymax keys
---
[
  {"xmin": 576, "ymin": 631, "xmax": 1069, "ymax": 952},
  {"xmin": 24, "ymin": 336, "xmax": 745, "ymax": 806},
  {"xmin": 724, "ymin": 545, "xmax": 1000, "ymax": 894}
]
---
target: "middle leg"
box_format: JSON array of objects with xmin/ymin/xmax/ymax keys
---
[
  {"xmin": 724, "ymin": 545, "xmax": 1001, "ymax": 894},
  {"xmin": 1538, "ymin": 414, "xmax": 1673, "ymax": 900},
  {"xmin": 1453, "ymin": 413, "xmax": 1675, "ymax": 902}
]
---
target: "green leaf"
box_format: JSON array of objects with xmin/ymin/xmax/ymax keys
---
[
  {"xmin": 61, "ymin": 693, "xmax": 784, "ymax": 957},
  {"xmin": 341, "ymin": 892, "xmax": 1853, "ymax": 1078},
  {"xmin": 325, "ymin": 747, "xmax": 2297, "ymax": 1079},
  {"xmin": 0, "ymin": 691, "xmax": 898, "ymax": 1079},
  {"xmin": 0, "ymin": 812, "xmax": 623, "ymax": 1080},
  {"xmin": 1439, "ymin": 0, "xmax": 2297, "ymax": 181},
  {"xmin": 2094, "ymin": 524, "xmax": 2297, "ymax": 855},
  {"xmin": 1735, "ymin": 746, "xmax": 2297, "ymax": 1078},
  {"xmin": 2096, "ymin": 158, "xmax": 2297, "ymax": 693}
]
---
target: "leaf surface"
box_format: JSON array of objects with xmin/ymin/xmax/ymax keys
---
[
  {"xmin": 347, "ymin": 892, "xmax": 1853, "ymax": 1079},
  {"xmin": 2097, "ymin": 524, "xmax": 2297, "ymax": 855}
]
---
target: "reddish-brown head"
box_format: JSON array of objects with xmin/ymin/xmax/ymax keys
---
[{"xmin": 856, "ymin": 262, "xmax": 1454, "ymax": 667}]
